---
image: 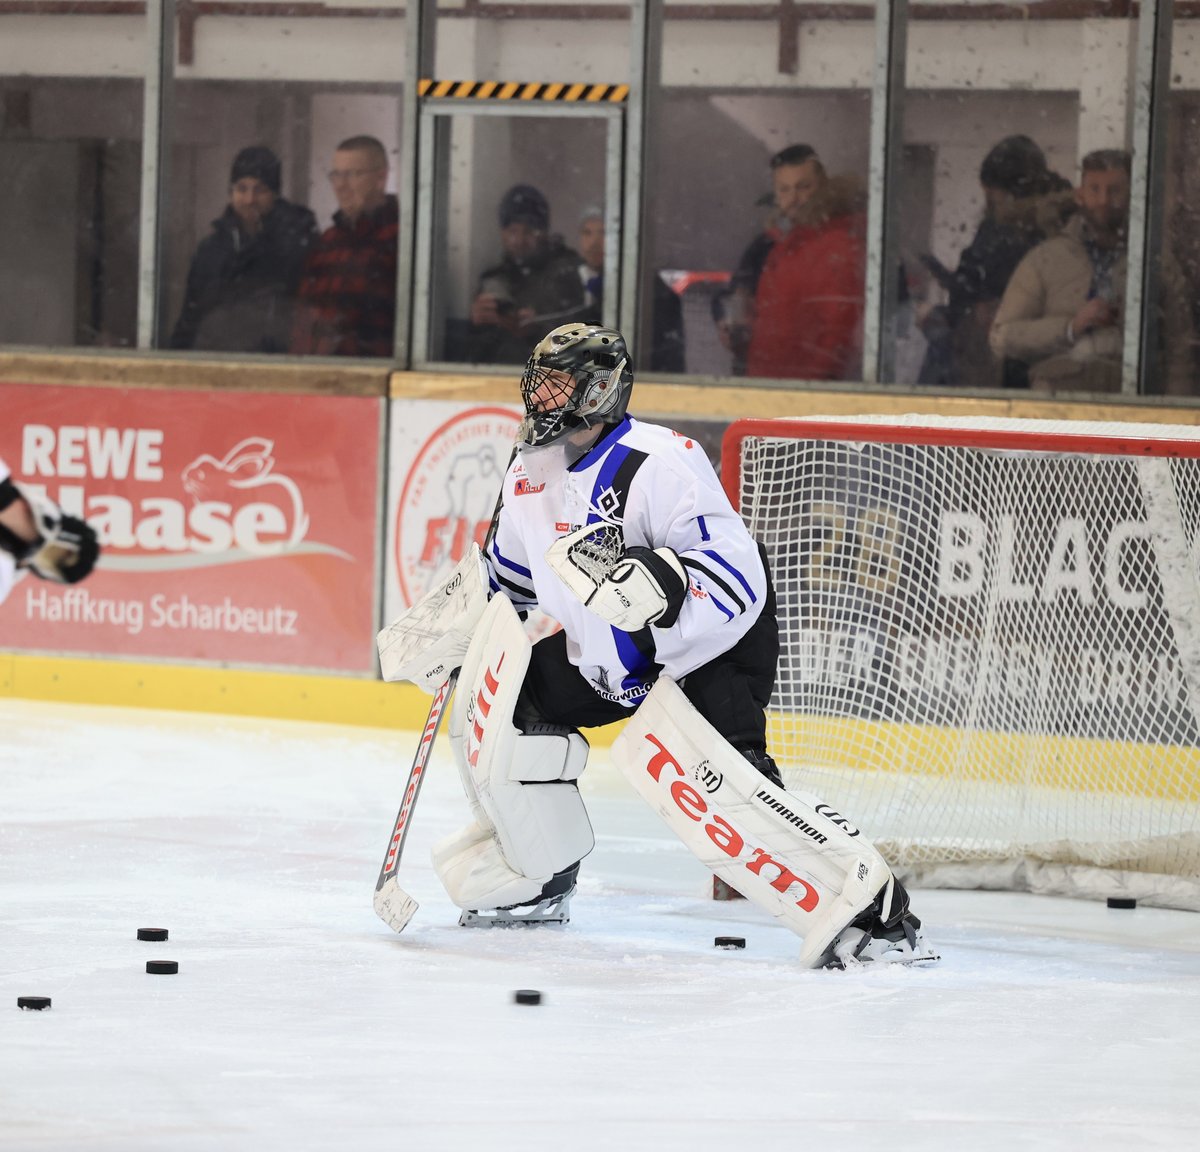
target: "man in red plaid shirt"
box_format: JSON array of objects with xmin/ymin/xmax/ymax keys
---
[{"xmin": 291, "ymin": 135, "xmax": 399, "ymax": 357}]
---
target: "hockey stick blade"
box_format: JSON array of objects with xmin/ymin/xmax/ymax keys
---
[
  {"xmin": 373, "ymin": 880, "xmax": 420, "ymax": 935},
  {"xmin": 373, "ymin": 670, "xmax": 458, "ymax": 933}
]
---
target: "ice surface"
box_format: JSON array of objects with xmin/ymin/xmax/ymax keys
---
[{"xmin": 2, "ymin": 699, "xmax": 1199, "ymax": 1151}]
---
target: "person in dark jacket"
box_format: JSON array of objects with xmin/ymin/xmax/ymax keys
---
[
  {"xmin": 170, "ymin": 146, "xmax": 317, "ymax": 354},
  {"xmin": 464, "ymin": 184, "xmax": 585, "ymax": 365},
  {"xmin": 917, "ymin": 134, "xmax": 1071, "ymax": 388}
]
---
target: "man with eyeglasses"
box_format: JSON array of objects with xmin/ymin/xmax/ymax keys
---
[{"xmin": 291, "ymin": 135, "xmax": 399, "ymax": 357}]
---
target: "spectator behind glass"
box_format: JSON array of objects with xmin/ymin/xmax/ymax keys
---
[
  {"xmin": 744, "ymin": 144, "xmax": 867, "ymax": 381},
  {"xmin": 576, "ymin": 205, "xmax": 685, "ymax": 372},
  {"xmin": 170, "ymin": 146, "xmax": 317, "ymax": 354},
  {"xmin": 917, "ymin": 134, "xmax": 1071, "ymax": 389},
  {"xmin": 291, "ymin": 135, "xmax": 399, "ymax": 358},
  {"xmin": 465, "ymin": 184, "xmax": 584, "ymax": 364},
  {"xmin": 990, "ymin": 149, "xmax": 1191, "ymax": 393},
  {"xmin": 712, "ymin": 192, "xmax": 785, "ymax": 376}
]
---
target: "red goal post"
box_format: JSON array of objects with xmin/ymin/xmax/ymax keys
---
[{"xmin": 721, "ymin": 415, "xmax": 1200, "ymax": 910}]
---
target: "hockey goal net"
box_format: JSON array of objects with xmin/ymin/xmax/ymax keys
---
[{"xmin": 723, "ymin": 415, "xmax": 1200, "ymax": 910}]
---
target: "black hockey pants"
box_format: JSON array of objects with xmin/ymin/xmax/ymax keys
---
[{"xmin": 514, "ymin": 546, "xmax": 779, "ymax": 759}]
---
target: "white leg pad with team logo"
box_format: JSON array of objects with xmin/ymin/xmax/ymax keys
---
[
  {"xmin": 611, "ymin": 677, "xmax": 894, "ymax": 969},
  {"xmin": 433, "ymin": 593, "xmax": 594, "ymax": 911}
]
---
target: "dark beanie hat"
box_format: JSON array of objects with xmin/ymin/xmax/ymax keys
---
[
  {"xmin": 230, "ymin": 145, "xmax": 281, "ymax": 194},
  {"xmin": 499, "ymin": 184, "xmax": 549, "ymax": 230},
  {"xmin": 980, "ymin": 135, "xmax": 1048, "ymax": 197}
]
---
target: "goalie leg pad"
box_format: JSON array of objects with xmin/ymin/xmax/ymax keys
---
[
  {"xmin": 611, "ymin": 677, "xmax": 896, "ymax": 969},
  {"xmin": 437, "ymin": 594, "xmax": 595, "ymax": 911},
  {"xmin": 433, "ymin": 821, "xmax": 550, "ymax": 911}
]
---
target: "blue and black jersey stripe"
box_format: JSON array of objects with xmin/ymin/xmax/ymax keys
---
[
  {"xmin": 586, "ymin": 433, "xmax": 647, "ymax": 527},
  {"xmin": 486, "ymin": 539, "xmax": 536, "ymax": 605},
  {"xmin": 682, "ymin": 552, "xmax": 757, "ymax": 618}
]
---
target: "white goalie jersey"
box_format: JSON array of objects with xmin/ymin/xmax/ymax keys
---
[{"xmin": 483, "ymin": 416, "xmax": 768, "ymax": 707}]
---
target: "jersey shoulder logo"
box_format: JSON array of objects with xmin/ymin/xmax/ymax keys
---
[{"xmin": 592, "ymin": 484, "xmax": 624, "ymax": 522}]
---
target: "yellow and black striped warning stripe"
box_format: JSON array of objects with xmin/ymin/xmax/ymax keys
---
[{"xmin": 418, "ymin": 79, "xmax": 629, "ymax": 103}]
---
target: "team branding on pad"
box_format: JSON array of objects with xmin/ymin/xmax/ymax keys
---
[{"xmin": 640, "ymin": 732, "xmax": 819, "ymax": 912}]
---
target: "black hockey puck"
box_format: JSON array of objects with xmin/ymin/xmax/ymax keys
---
[
  {"xmin": 146, "ymin": 960, "xmax": 179, "ymax": 975},
  {"xmin": 1107, "ymin": 897, "xmax": 1137, "ymax": 909},
  {"xmin": 714, "ymin": 935, "xmax": 746, "ymax": 949},
  {"xmin": 513, "ymin": 989, "xmax": 542, "ymax": 1005},
  {"xmin": 17, "ymin": 996, "xmax": 51, "ymax": 1011},
  {"xmin": 137, "ymin": 928, "xmax": 169, "ymax": 941}
]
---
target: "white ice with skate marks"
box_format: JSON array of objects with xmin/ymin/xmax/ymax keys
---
[{"xmin": 2, "ymin": 698, "xmax": 1199, "ymax": 1152}]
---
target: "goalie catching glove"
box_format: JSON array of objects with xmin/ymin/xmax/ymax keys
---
[
  {"xmin": 545, "ymin": 522, "xmax": 688, "ymax": 632},
  {"xmin": 0, "ymin": 482, "xmax": 99, "ymax": 584}
]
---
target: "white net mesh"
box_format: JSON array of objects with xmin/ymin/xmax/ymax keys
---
[{"xmin": 729, "ymin": 415, "xmax": 1200, "ymax": 909}]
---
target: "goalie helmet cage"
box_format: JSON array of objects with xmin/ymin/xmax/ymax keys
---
[{"xmin": 722, "ymin": 414, "xmax": 1200, "ymax": 910}]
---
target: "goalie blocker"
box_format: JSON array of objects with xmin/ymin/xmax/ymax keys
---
[{"xmin": 612, "ymin": 678, "xmax": 938, "ymax": 969}]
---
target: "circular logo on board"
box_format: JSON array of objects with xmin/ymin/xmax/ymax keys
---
[{"xmin": 394, "ymin": 406, "xmax": 521, "ymax": 606}]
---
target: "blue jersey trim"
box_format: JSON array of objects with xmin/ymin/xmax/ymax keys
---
[
  {"xmin": 587, "ymin": 435, "xmax": 640, "ymax": 525},
  {"xmin": 700, "ymin": 548, "xmax": 757, "ymax": 603},
  {"xmin": 569, "ymin": 417, "xmax": 631, "ymax": 475},
  {"xmin": 613, "ymin": 626, "xmax": 654, "ymax": 686},
  {"xmin": 489, "ymin": 539, "xmax": 532, "ymax": 579}
]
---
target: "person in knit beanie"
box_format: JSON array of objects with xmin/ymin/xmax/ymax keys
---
[{"xmin": 170, "ymin": 144, "xmax": 317, "ymax": 353}]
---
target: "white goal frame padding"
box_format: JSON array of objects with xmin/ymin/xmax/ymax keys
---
[{"xmin": 723, "ymin": 415, "xmax": 1200, "ymax": 911}]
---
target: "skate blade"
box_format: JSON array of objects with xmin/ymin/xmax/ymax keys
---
[
  {"xmin": 458, "ymin": 892, "xmax": 572, "ymax": 928},
  {"xmin": 826, "ymin": 924, "xmax": 940, "ymax": 969}
]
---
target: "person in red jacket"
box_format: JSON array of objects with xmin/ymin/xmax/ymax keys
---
[{"xmin": 745, "ymin": 144, "xmax": 866, "ymax": 381}]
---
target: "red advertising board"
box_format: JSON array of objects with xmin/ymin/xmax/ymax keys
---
[{"xmin": 0, "ymin": 384, "xmax": 381, "ymax": 672}]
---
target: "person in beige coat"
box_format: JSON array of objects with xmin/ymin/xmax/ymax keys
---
[{"xmin": 989, "ymin": 149, "xmax": 1191, "ymax": 394}]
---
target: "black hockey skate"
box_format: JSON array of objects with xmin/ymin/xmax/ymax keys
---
[
  {"xmin": 458, "ymin": 862, "xmax": 578, "ymax": 928},
  {"xmin": 822, "ymin": 877, "xmax": 940, "ymax": 969}
]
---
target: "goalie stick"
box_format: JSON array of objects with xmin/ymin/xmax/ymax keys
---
[
  {"xmin": 372, "ymin": 670, "xmax": 458, "ymax": 932},
  {"xmin": 372, "ymin": 441, "xmax": 518, "ymax": 935}
]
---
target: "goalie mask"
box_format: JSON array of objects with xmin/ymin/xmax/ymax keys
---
[{"xmin": 519, "ymin": 324, "xmax": 634, "ymax": 447}]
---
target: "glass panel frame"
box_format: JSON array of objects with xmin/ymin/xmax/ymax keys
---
[
  {"xmin": 411, "ymin": 98, "xmax": 625, "ymax": 370},
  {"xmin": 0, "ymin": 3, "xmax": 148, "ymax": 352}
]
